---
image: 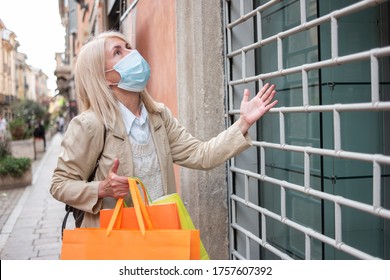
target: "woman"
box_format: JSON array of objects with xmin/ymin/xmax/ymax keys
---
[{"xmin": 50, "ymin": 31, "xmax": 277, "ymax": 228}]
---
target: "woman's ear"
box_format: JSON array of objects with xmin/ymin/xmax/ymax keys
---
[{"xmin": 105, "ymin": 70, "xmax": 120, "ymax": 87}]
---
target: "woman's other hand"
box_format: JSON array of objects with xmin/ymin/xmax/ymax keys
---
[{"xmin": 98, "ymin": 158, "xmax": 129, "ymax": 198}]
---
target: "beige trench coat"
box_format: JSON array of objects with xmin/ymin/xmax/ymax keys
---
[{"xmin": 51, "ymin": 103, "xmax": 251, "ymax": 227}]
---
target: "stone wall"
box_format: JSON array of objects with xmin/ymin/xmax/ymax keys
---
[{"xmin": 176, "ymin": 0, "xmax": 228, "ymax": 260}]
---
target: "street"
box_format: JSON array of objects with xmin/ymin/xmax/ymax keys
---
[{"xmin": 0, "ymin": 133, "xmax": 74, "ymax": 260}]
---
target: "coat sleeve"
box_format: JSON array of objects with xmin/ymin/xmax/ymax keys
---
[
  {"xmin": 160, "ymin": 105, "xmax": 252, "ymax": 170},
  {"xmin": 50, "ymin": 113, "xmax": 105, "ymax": 214}
]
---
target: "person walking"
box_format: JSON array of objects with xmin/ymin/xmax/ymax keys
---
[
  {"xmin": 33, "ymin": 120, "xmax": 46, "ymax": 151},
  {"xmin": 0, "ymin": 115, "xmax": 7, "ymax": 142}
]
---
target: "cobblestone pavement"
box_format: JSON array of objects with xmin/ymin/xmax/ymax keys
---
[
  {"xmin": 0, "ymin": 133, "xmax": 75, "ymax": 260},
  {"xmin": 0, "ymin": 187, "xmax": 25, "ymax": 230},
  {"xmin": 0, "ymin": 147, "xmax": 45, "ymax": 230}
]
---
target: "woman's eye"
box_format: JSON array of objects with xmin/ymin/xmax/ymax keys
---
[{"xmin": 125, "ymin": 43, "xmax": 132, "ymax": 50}]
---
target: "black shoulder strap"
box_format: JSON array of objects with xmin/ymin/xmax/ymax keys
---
[{"xmin": 87, "ymin": 126, "xmax": 107, "ymax": 181}]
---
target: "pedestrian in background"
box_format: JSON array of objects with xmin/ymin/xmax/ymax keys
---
[
  {"xmin": 33, "ymin": 120, "xmax": 46, "ymax": 151},
  {"xmin": 0, "ymin": 116, "xmax": 7, "ymax": 142},
  {"xmin": 50, "ymin": 31, "xmax": 278, "ymax": 228},
  {"xmin": 57, "ymin": 115, "xmax": 65, "ymax": 133}
]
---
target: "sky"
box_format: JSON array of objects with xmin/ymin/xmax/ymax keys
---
[{"xmin": 0, "ymin": 0, "xmax": 65, "ymax": 95}]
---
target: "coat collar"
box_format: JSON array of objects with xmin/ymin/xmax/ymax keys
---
[
  {"xmin": 111, "ymin": 106, "xmax": 162, "ymax": 140},
  {"xmin": 149, "ymin": 112, "xmax": 163, "ymax": 131}
]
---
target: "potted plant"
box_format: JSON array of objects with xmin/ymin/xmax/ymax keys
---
[
  {"xmin": 8, "ymin": 118, "xmax": 35, "ymax": 160},
  {"xmin": 8, "ymin": 99, "xmax": 48, "ymax": 160},
  {"xmin": 9, "ymin": 118, "xmax": 32, "ymax": 140},
  {"xmin": 0, "ymin": 139, "xmax": 32, "ymax": 189}
]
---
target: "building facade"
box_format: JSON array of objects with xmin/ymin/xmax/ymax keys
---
[
  {"xmin": 0, "ymin": 20, "xmax": 17, "ymax": 121},
  {"xmin": 0, "ymin": 19, "xmax": 50, "ymax": 121},
  {"xmin": 56, "ymin": 0, "xmax": 390, "ymax": 260}
]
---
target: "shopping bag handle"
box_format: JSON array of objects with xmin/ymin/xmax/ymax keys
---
[
  {"xmin": 106, "ymin": 177, "xmax": 153, "ymax": 237},
  {"xmin": 129, "ymin": 177, "xmax": 154, "ymax": 231}
]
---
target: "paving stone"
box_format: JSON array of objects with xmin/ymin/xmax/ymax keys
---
[
  {"xmin": 33, "ymin": 237, "xmax": 59, "ymax": 246},
  {"xmin": 1, "ymin": 249, "xmax": 35, "ymax": 260}
]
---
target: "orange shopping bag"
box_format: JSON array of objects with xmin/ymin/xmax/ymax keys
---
[
  {"xmin": 60, "ymin": 178, "xmax": 200, "ymax": 260},
  {"xmin": 100, "ymin": 178, "xmax": 180, "ymax": 230}
]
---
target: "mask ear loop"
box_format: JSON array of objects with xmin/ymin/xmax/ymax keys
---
[{"xmin": 107, "ymin": 82, "xmax": 119, "ymax": 87}]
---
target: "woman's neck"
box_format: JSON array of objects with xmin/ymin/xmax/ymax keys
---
[{"xmin": 113, "ymin": 89, "xmax": 141, "ymax": 117}]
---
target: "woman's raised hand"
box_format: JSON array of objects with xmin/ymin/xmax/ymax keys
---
[{"xmin": 237, "ymin": 83, "xmax": 278, "ymax": 134}]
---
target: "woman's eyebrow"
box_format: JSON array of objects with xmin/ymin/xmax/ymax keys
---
[{"xmin": 111, "ymin": 45, "xmax": 122, "ymax": 51}]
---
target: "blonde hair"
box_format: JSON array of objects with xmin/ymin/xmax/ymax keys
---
[{"xmin": 74, "ymin": 31, "xmax": 161, "ymax": 129}]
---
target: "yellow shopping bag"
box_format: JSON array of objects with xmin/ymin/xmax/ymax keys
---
[{"xmin": 153, "ymin": 193, "xmax": 210, "ymax": 260}]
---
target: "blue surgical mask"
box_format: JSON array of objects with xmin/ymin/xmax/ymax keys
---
[{"xmin": 106, "ymin": 50, "xmax": 150, "ymax": 92}]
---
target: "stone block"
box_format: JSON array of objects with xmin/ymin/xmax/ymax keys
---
[
  {"xmin": 9, "ymin": 138, "xmax": 35, "ymax": 160},
  {"xmin": 0, "ymin": 167, "xmax": 32, "ymax": 189}
]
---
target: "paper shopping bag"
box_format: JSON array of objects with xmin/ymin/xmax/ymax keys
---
[
  {"xmin": 100, "ymin": 179, "xmax": 180, "ymax": 230},
  {"xmin": 61, "ymin": 228, "xmax": 200, "ymax": 260},
  {"xmin": 153, "ymin": 193, "xmax": 210, "ymax": 260},
  {"xmin": 61, "ymin": 177, "xmax": 200, "ymax": 260}
]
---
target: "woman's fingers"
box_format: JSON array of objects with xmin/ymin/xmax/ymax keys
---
[
  {"xmin": 264, "ymin": 88, "xmax": 276, "ymax": 104},
  {"xmin": 265, "ymin": 100, "xmax": 278, "ymax": 112},
  {"xmin": 257, "ymin": 83, "xmax": 275, "ymax": 103},
  {"xmin": 109, "ymin": 158, "xmax": 120, "ymax": 175}
]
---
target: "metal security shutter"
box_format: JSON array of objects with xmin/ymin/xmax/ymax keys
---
[{"xmin": 224, "ymin": 0, "xmax": 390, "ymax": 260}]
